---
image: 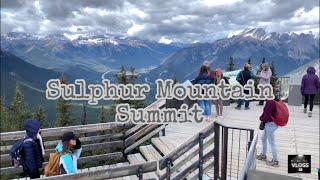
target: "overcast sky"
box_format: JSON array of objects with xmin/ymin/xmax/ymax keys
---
[{"xmin": 1, "ymin": 0, "xmax": 319, "ymax": 43}]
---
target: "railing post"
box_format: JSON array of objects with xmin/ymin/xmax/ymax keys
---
[
  {"xmin": 221, "ymin": 127, "xmax": 228, "ymax": 180},
  {"xmin": 136, "ymin": 167, "xmax": 143, "ymax": 180},
  {"xmin": 198, "ymin": 133, "xmax": 204, "ymax": 180},
  {"xmin": 166, "ymin": 158, "xmax": 172, "ymax": 180},
  {"xmin": 162, "ymin": 128, "xmax": 166, "ymax": 136},
  {"xmin": 213, "ymin": 122, "xmax": 220, "ymax": 180},
  {"xmin": 248, "ymin": 130, "xmax": 254, "ymax": 151}
]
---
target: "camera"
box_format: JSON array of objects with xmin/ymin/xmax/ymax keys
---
[{"xmin": 259, "ymin": 122, "xmax": 265, "ymax": 130}]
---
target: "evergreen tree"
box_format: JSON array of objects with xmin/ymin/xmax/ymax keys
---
[
  {"xmin": 247, "ymin": 58, "xmax": 252, "ymax": 65},
  {"xmin": 81, "ymin": 102, "xmax": 87, "ymax": 125},
  {"xmin": 32, "ymin": 106, "xmax": 49, "ymax": 128},
  {"xmin": 56, "ymin": 76, "xmax": 73, "ymax": 127},
  {"xmin": 226, "ymin": 56, "xmax": 235, "ymax": 72},
  {"xmin": 1, "ymin": 96, "xmax": 11, "ymax": 132},
  {"xmin": 10, "ymin": 84, "xmax": 29, "ymax": 130},
  {"xmin": 99, "ymin": 105, "xmax": 106, "ymax": 123},
  {"xmin": 262, "ymin": 57, "xmax": 266, "ymax": 64}
]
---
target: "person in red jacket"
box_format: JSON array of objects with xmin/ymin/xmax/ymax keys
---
[{"xmin": 256, "ymin": 94, "xmax": 280, "ymax": 167}]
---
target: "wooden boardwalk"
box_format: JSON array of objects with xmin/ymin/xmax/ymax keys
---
[{"xmin": 162, "ymin": 103, "xmax": 319, "ymax": 180}]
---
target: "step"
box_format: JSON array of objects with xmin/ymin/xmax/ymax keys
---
[
  {"xmin": 151, "ymin": 138, "xmax": 172, "ymax": 155},
  {"xmin": 140, "ymin": 145, "xmax": 163, "ymax": 161},
  {"xmin": 127, "ymin": 153, "xmax": 158, "ymax": 180}
]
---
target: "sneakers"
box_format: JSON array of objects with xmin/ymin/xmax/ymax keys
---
[
  {"xmin": 308, "ymin": 111, "xmax": 312, "ymax": 117},
  {"xmin": 245, "ymin": 107, "xmax": 250, "ymax": 110},
  {"xmin": 303, "ymin": 108, "xmax": 307, "ymax": 113},
  {"xmin": 235, "ymin": 107, "xmax": 241, "ymax": 110},
  {"xmin": 256, "ymin": 154, "xmax": 267, "ymax": 161},
  {"xmin": 266, "ymin": 159, "xmax": 279, "ymax": 167}
]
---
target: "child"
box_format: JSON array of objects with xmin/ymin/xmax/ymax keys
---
[
  {"xmin": 214, "ymin": 68, "xmax": 229, "ymax": 117},
  {"xmin": 55, "ymin": 132, "xmax": 82, "ymax": 174}
]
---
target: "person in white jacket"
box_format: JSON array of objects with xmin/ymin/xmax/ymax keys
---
[{"xmin": 256, "ymin": 63, "xmax": 272, "ymax": 105}]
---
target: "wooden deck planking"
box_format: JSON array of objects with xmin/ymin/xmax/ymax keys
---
[{"xmin": 160, "ymin": 103, "xmax": 319, "ymax": 180}]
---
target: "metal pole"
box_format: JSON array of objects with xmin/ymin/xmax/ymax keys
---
[
  {"xmin": 137, "ymin": 167, "xmax": 143, "ymax": 180},
  {"xmin": 221, "ymin": 127, "xmax": 229, "ymax": 180},
  {"xmin": 166, "ymin": 158, "xmax": 172, "ymax": 180},
  {"xmin": 198, "ymin": 133, "xmax": 204, "ymax": 180},
  {"xmin": 213, "ymin": 122, "xmax": 220, "ymax": 180},
  {"xmin": 248, "ymin": 130, "xmax": 254, "ymax": 151}
]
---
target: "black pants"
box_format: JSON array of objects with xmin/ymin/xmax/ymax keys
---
[{"xmin": 304, "ymin": 94, "xmax": 315, "ymax": 111}]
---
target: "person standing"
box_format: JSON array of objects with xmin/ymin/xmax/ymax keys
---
[
  {"xmin": 194, "ymin": 60, "xmax": 214, "ymax": 121},
  {"xmin": 55, "ymin": 132, "xmax": 82, "ymax": 174},
  {"xmin": 214, "ymin": 68, "xmax": 229, "ymax": 117},
  {"xmin": 256, "ymin": 63, "xmax": 272, "ymax": 105},
  {"xmin": 22, "ymin": 119, "xmax": 45, "ymax": 179},
  {"xmin": 256, "ymin": 95, "xmax": 280, "ymax": 167},
  {"xmin": 301, "ymin": 66, "xmax": 319, "ymax": 117},
  {"xmin": 235, "ymin": 63, "xmax": 255, "ymax": 110}
]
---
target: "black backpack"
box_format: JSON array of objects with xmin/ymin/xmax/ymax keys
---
[{"xmin": 10, "ymin": 138, "xmax": 33, "ymax": 168}]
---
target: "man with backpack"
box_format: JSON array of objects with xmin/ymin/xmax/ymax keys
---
[
  {"xmin": 235, "ymin": 63, "xmax": 255, "ymax": 110},
  {"xmin": 256, "ymin": 91, "xmax": 289, "ymax": 167},
  {"xmin": 11, "ymin": 119, "xmax": 45, "ymax": 179}
]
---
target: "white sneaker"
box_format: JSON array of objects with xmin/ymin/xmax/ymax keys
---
[
  {"xmin": 308, "ymin": 111, "xmax": 312, "ymax": 117},
  {"xmin": 303, "ymin": 108, "xmax": 307, "ymax": 113}
]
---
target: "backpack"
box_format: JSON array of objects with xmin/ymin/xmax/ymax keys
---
[
  {"xmin": 272, "ymin": 100, "xmax": 289, "ymax": 126},
  {"xmin": 44, "ymin": 153, "xmax": 61, "ymax": 176},
  {"xmin": 10, "ymin": 138, "xmax": 33, "ymax": 168}
]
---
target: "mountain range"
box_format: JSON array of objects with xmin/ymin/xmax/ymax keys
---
[
  {"xmin": 144, "ymin": 28, "xmax": 319, "ymax": 83},
  {"xmin": 1, "ymin": 28, "xmax": 319, "ymax": 123},
  {"xmin": 1, "ymin": 32, "xmax": 182, "ymax": 72}
]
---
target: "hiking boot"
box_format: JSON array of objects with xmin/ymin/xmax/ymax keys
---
[
  {"xmin": 256, "ymin": 154, "xmax": 267, "ymax": 161},
  {"xmin": 235, "ymin": 107, "xmax": 241, "ymax": 110},
  {"xmin": 303, "ymin": 108, "xmax": 307, "ymax": 113},
  {"xmin": 308, "ymin": 111, "xmax": 312, "ymax": 117},
  {"xmin": 245, "ymin": 107, "xmax": 250, "ymax": 110},
  {"xmin": 266, "ymin": 160, "xmax": 279, "ymax": 167}
]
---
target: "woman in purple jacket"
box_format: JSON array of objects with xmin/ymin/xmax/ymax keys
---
[{"xmin": 301, "ymin": 66, "xmax": 319, "ymax": 117}]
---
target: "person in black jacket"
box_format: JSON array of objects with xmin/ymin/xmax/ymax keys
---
[
  {"xmin": 194, "ymin": 61, "xmax": 214, "ymax": 121},
  {"xmin": 235, "ymin": 63, "xmax": 255, "ymax": 110},
  {"xmin": 22, "ymin": 119, "xmax": 45, "ymax": 179}
]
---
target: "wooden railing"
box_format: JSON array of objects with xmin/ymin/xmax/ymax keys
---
[
  {"xmin": 123, "ymin": 99, "xmax": 167, "ymax": 155},
  {"xmin": 158, "ymin": 123, "xmax": 215, "ymax": 180},
  {"xmin": 0, "ymin": 122, "xmax": 126, "ymax": 177}
]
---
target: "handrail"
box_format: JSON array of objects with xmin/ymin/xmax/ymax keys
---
[
  {"xmin": 123, "ymin": 99, "xmax": 167, "ymax": 155},
  {"xmin": 0, "ymin": 122, "xmax": 124, "ymax": 141},
  {"xmin": 42, "ymin": 161, "xmax": 158, "ymax": 180},
  {"xmin": 239, "ymin": 133, "xmax": 259, "ymax": 180},
  {"xmin": 158, "ymin": 123, "xmax": 214, "ymax": 170}
]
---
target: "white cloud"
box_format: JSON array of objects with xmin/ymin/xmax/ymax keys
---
[
  {"xmin": 159, "ymin": 37, "xmax": 173, "ymax": 44},
  {"xmin": 201, "ymin": 0, "xmax": 242, "ymax": 7},
  {"xmin": 127, "ymin": 24, "xmax": 145, "ymax": 36}
]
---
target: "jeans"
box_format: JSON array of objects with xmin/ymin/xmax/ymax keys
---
[
  {"xmin": 261, "ymin": 122, "xmax": 278, "ymax": 161},
  {"xmin": 198, "ymin": 100, "xmax": 212, "ymax": 116},
  {"xmin": 214, "ymin": 98, "xmax": 223, "ymax": 116},
  {"xmin": 304, "ymin": 94, "xmax": 315, "ymax": 111},
  {"xmin": 237, "ymin": 99, "xmax": 250, "ymax": 108}
]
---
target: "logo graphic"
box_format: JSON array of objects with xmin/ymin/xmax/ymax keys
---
[{"xmin": 288, "ymin": 155, "xmax": 311, "ymax": 173}]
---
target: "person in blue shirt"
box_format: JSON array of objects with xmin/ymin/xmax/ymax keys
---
[{"xmin": 55, "ymin": 132, "xmax": 82, "ymax": 174}]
